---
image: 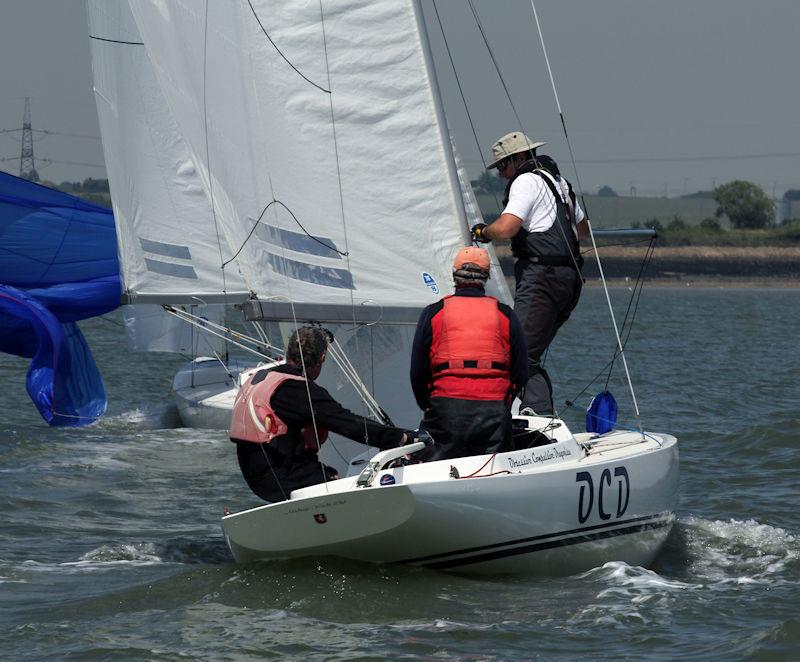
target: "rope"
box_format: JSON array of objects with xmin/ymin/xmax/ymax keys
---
[
  {"xmin": 430, "ymin": 0, "xmax": 503, "ymax": 214},
  {"xmin": 317, "ymin": 0, "xmax": 375, "ymax": 453},
  {"xmin": 201, "ymin": 0, "xmax": 232, "ymax": 365},
  {"xmin": 530, "ymin": 0, "xmax": 642, "ymax": 428},
  {"xmin": 246, "ymin": 0, "xmax": 330, "ymax": 93},
  {"xmin": 89, "ymin": 36, "xmax": 144, "ymax": 46},
  {"xmin": 560, "ymin": 237, "xmax": 656, "ymax": 412},
  {"xmin": 455, "ymin": 453, "xmax": 512, "ymax": 479},
  {"xmin": 222, "ymin": 199, "xmax": 347, "ymax": 269}
]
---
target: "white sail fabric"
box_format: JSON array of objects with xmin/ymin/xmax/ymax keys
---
[
  {"xmin": 122, "ymin": 304, "xmax": 227, "ymax": 355},
  {"xmin": 125, "ymin": 0, "xmax": 508, "ymax": 323},
  {"xmin": 88, "ymin": 0, "xmax": 248, "ymax": 304},
  {"xmin": 451, "ymin": 136, "xmax": 510, "ymax": 299}
]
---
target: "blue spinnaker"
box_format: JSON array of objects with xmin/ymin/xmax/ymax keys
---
[
  {"xmin": 0, "ymin": 286, "xmax": 107, "ymax": 425},
  {"xmin": 0, "ymin": 172, "xmax": 121, "ymax": 426}
]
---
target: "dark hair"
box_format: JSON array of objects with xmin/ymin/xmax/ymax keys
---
[{"xmin": 286, "ymin": 326, "xmax": 329, "ymax": 368}]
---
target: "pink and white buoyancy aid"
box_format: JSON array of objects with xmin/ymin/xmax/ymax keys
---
[{"xmin": 229, "ymin": 370, "xmax": 328, "ymax": 450}]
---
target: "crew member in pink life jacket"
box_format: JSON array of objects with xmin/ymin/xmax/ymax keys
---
[
  {"xmin": 231, "ymin": 325, "xmax": 408, "ymax": 502},
  {"xmin": 410, "ymin": 246, "xmax": 527, "ymax": 461}
]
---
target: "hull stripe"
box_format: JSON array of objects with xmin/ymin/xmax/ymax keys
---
[{"xmin": 401, "ymin": 512, "xmax": 673, "ymax": 569}]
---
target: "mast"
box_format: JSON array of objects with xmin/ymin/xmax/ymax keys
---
[{"xmin": 410, "ymin": 0, "xmax": 471, "ymax": 245}]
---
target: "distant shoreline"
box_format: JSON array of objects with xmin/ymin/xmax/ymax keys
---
[{"xmin": 497, "ymin": 245, "xmax": 800, "ymax": 288}]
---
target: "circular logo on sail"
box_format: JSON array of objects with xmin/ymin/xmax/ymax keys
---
[
  {"xmin": 379, "ymin": 474, "xmax": 396, "ymax": 486},
  {"xmin": 422, "ymin": 272, "xmax": 439, "ymax": 294}
]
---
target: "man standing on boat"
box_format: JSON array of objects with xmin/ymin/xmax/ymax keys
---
[
  {"xmin": 230, "ymin": 326, "xmax": 408, "ymax": 502},
  {"xmin": 410, "ymin": 246, "xmax": 527, "ymax": 460},
  {"xmin": 471, "ymin": 132, "xmax": 589, "ymax": 417}
]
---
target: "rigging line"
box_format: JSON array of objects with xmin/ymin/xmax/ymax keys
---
[
  {"xmin": 262, "ymin": 163, "xmax": 336, "ymax": 488},
  {"xmin": 164, "ymin": 304, "xmax": 281, "ymax": 354},
  {"xmin": 564, "ymin": 244, "xmax": 654, "ymax": 408},
  {"xmin": 317, "ymin": 0, "xmax": 373, "ymax": 449},
  {"xmin": 202, "ymin": 1, "xmax": 229, "ymax": 300},
  {"xmin": 588, "ymin": 237, "xmax": 655, "ymax": 393},
  {"xmin": 429, "ymin": 1, "xmax": 504, "ymax": 217},
  {"xmin": 466, "ymin": 0, "xmax": 525, "ymax": 132},
  {"xmin": 430, "ymin": 2, "xmax": 493, "ymax": 182},
  {"xmin": 288, "ymin": 308, "xmax": 333, "ymax": 493},
  {"xmin": 246, "ymin": 0, "xmax": 330, "ymax": 93},
  {"xmin": 530, "ymin": 0, "xmax": 640, "ymax": 426},
  {"xmin": 604, "ymin": 240, "xmax": 656, "ymax": 389},
  {"xmin": 221, "ymin": 198, "xmax": 347, "ymax": 269},
  {"xmin": 89, "ymin": 35, "xmax": 144, "ymax": 46}
]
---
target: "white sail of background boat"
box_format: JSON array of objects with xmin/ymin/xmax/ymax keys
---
[{"xmin": 88, "ymin": 0, "xmax": 678, "ymax": 575}]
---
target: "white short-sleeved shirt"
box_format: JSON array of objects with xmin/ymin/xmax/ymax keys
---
[{"xmin": 503, "ymin": 170, "xmax": 585, "ymax": 233}]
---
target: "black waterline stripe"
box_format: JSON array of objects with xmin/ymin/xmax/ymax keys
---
[
  {"xmin": 420, "ymin": 519, "xmax": 672, "ymax": 570},
  {"xmin": 401, "ymin": 512, "xmax": 671, "ymax": 565}
]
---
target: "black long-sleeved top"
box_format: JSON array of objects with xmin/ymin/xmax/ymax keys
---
[
  {"xmin": 409, "ymin": 287, "xmax": 528, "ymax": 410},
  {"xmin": 264, "ymin": 363, "xmax": 404, "ymax": 455}
]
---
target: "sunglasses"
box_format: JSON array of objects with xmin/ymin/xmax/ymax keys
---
[{"xmin": 496, "ymin": 157, "xmax": 512, "ymax": 171}]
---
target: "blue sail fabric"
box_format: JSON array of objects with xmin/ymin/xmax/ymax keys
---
[
  {"xmin": 586, "ymin": 390, "xmax": 618, "ymax": 435},
  {"xmin": 0, "ymin": 173, "xmax": 121, "ymax": 426},
  {"xmin": 0, "ymin": 286, "xmax": 107, "ymax": 425}
]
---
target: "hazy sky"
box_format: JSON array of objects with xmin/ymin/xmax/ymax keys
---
[{"xmin": 1, "ymin": 0, "xmax": 799, "ymax": 198}]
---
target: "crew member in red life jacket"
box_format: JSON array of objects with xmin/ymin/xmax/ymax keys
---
[
  {"xmin": 231, "ymin": 325, "xmax": 408, "ymax": 502},
  {"xmin": 410, "ymin": 246, "xmax": 527, "ymax": 461}
]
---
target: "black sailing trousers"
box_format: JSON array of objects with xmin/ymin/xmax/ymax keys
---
[
  {"xmin": 512, "ymin": 260, "xmax": 582, "ymax": 415},
  {"xmin": 234, "ymin": 440, "xmax": 337, "ymax": 503},
  {"xmin": 418, "ymin": 396, "xmax": 512, "ymax": 461}
]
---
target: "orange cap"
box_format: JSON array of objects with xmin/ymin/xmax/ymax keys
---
[{"xmin": 452, "ymin": 246, "xmax": 490, "ymax": 271}]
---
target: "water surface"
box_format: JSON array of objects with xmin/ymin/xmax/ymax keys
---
[{"xmin": 1, "ymin": 288, "xmax": 798, "ymax": 659}]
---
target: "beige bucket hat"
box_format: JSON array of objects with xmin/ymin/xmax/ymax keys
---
[{"xmin": 486, "ymin": 131, "xmax": 546, "ymax": 169}]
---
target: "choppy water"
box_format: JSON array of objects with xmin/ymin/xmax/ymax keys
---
[{"xmin": 1, "ymin": 288, "xmax": 798, "ymax": 660}]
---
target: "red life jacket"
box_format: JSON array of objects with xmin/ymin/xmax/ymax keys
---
[
  {"xmin": 429, "ymin": 294, "xmax": 511, "ymax": 401},
  {"xmin": 229, "ymin": 370, "xmax": 328, "ymax": 450}
]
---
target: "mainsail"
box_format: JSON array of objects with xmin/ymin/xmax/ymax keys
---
[
  {"xmin": 89, "ymin": 0, "xmax": 510, "ymax": 427},
  {"xmin": 122, "ymin": 0, "xmax": 509, "ymax": 321}
]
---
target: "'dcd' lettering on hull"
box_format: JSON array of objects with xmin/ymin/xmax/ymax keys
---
[{"xmin": 576, "ymin": 466, "xmax": 630, "ymax": 523}]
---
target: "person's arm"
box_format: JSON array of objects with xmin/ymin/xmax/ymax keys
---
[
  {"xmin": 500, "ymin": 303, "xmax": 528, "ymax": 397},
  {"xmin": 410, "ymin": 303, "xmax": 439, "ymax": 410},
  {"xmin": 572, "ymin": 189, "xmax": 590, "ymax": 241},
  {"xmin": 483, "ymin": 213, "xmax": 523, "ymax": 241},
  {"xmin": 269, "ymin": 379, "xmax": 403, "ymax": 450},
  {"xmin": 484, "ymin": 174, "xmax": 547, "ymax": 241}
]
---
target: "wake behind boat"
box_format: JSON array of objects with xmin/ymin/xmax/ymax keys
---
[{"xmin": 222, "ymin": 415, "xmax": 678, "ymax": 575}]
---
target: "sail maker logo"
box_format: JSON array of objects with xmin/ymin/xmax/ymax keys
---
[
  {"xmin": 255, "ymin": 221, "xmax": 355, "ymax": 290},
  {"xmin": 422, "ymin": 272, "xmax": 439, "ymax": 294},
  {"xmin": 139, "ymin": 237, "xmax": 198, "ymax": 279}
]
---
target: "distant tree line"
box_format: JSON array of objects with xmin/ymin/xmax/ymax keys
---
[{"xmin": 56, "ymin": 177, "xmax": 110, "ymax": 194}]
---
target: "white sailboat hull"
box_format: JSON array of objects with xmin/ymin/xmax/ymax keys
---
[
  {"xmin": 171, "ymin": 358, "xmax": 259, "ymax": 430},
  {"xmin": 222, "ymin": 423, "xmax": 678, "ymax": 575}
]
